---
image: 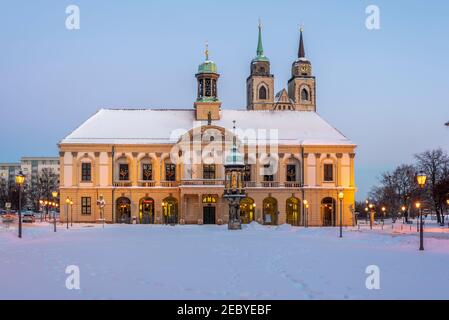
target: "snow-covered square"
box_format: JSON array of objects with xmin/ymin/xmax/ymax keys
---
[{"xmin": 1, "ymin": 221, "xmax": 449, "ymax": 300}]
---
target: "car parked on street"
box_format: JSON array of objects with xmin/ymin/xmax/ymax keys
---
[{"xmin": 22, "ymin": 213, "xmax": 36, "ymax": 223}]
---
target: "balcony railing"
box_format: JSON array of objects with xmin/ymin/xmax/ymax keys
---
[
  {"xmin": 181, "ymin": 179, "xmax": 225, "ymax": 186},
  {"xmin": 244, "ymin": 181, "xmax": 300, "ymax": 188},
  {"xmin": 160, "ymin": 181, "xmax": 179, "ymax": 188},
  {"xmin": 114, "ymin": 181, "xmax": 132, "ymax": 187},
  {"xmin": 138, "ymin": 180, "xmax": 156, "ymax": 187},
  {"xmin": 261, "ymin": 182, "xmax": 280, "ymax": 188},
  {"xmin": 284, "ymin": 182, "xmax": 301, "ymax": 188},
  {"xmin": 244, "ymin": 181, "xmax": 258, "ymax": 188}
]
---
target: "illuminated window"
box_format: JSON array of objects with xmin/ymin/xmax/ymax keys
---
[
  {"xmin": 165, "ymin": 163, "xmax": 176, "ymax": 181},
  {"xmin": 81, "ymin": 197, "xmax": 91, "ymax": 215},
  {"xmin": 286, "ymin": 165, "xmax": 296, "ymax": 182},
  {"xmin": 119, "ymin": 164, "xmax": 129, "ymax": 181},
  {"xmin": 142, "ymin": 163, "xmax": 152, "ymax": 181}
]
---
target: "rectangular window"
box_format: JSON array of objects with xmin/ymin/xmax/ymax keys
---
[
  {"xmin": 81, "ymin": 163, "xmax": 92, "ymax": 182},
  {"xmin": 203, "ymin": 164, "xmax": 216, "ymax": 179},
  {"xmin": 119, "ymin": 164, "xmax": 129, "ymax": 181},
  {"xmin": 323, "ymin": 164, "xmax": 334, "ymax": 182},
  {"xmin": 286, "ymin": 165, "xmax": 296, "ymax": 182},
  {"xmin": 142, "ymin": 163, "xmax": 153, "ymax": 181},
  {"xmin": 81, "ymin": 197, "xmax": 91, "ymax": 215},
  {"xmin": 165, "ymin": 163, "xmax": 176, "ymax": 181}
]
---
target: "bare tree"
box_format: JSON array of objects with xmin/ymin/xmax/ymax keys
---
[
  {"xmin": 25, "ymin": 168, "xmax": 59, "ymax": 219},
  {"xmin": 415, "ymin": 149, "xmax": 449, "ymax": 223},
  {"xmin": 0, "ymin": 177, "xmax": 8, "ymax": 209},
  {"xmin": 368, "ymin": 164, "xmax": 421, "ymax": 222}
]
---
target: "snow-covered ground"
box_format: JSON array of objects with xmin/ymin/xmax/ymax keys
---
[{"xmin": 1, "ymin": 220, "xmax": 449, "ymax": 300}]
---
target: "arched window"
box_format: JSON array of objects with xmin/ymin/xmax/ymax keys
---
[
  {"xmin": 301, "ymin": 88, "xmax": 310, "ymax": 101},
  {"xmin": 141, "ymin": 158, "xmax": 153, "ymax": 181},
  {"xmin": 259, "ymin": 86, "xmax": 267, "ymax": 100},
  {"xmin": 116, "ymin": 156, "xmax": 130, "ymax": 181},
  {"xmin": 240, "ymin": 197, "xmax": 255, "ymax": 224},
  {"xmin": 162, "ymin": 197, "xmax": 178, "ymax": 224},
  {"xmin": 286, "ymin": 197, "xmax": 300, "ymax": 226},
  {"xmin": 116, "ymin": 197, "xmax": 131, "ymax": 224}
]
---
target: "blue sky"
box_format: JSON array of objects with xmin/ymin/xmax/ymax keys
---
[{"xmin": 0, "ymin": 0, "xmax": 448, "ymax": 199}]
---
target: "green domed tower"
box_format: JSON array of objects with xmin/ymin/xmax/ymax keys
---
[{"xmin": 194, "ymin": 43, "xmax": 222, "ymax": 121}]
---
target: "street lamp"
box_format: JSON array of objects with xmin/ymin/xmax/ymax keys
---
[
  {"xmin": 446, "ymin": 198, "xmax": 449, "ymax": 228},
  {"xmin": 70, "ymin": 200, "xmax": 74, "ymax": 227},
  {"xmin": 52, "ymin": 191, "xmax": 58, "ymax": 232},
  {"xmin": 416, "ymin": 171, "xmax": 427, "ymax": 251},
  {"xmin": 338, "ymin": 192, "xmax": 344, "ymax": 238},
  {"xmin": 65, "ymin": 197, "xmax": 71, "ymax": 229},
  {"xmin": 381, "ymin": 206, "xmax": 386, "ymax": 228},
  {"xmin": 303, "ymin": 200, "xmax": 309, "ymax": 228},
  {"xmin": 15, "ymin": 171, "xmax": 25, "ymax": 239},
  {"xmin": 368, "ymin": 203, "xmax": 374, "ymax": 230},
  {"xmin": 401, "ymin": 206, "xmax": 406, "ymax": 224}
]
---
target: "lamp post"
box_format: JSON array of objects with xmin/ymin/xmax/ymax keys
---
[
  {"xmin": 416, "ymin": 171, "xmax": 427, "ymax": 251},
  {"xmin": 368, "ymin": 203, "xmax": 374, "ymax": 230},
  {"xmin": 39, "ymin": 199, "xmax": 44, "ymax": 222},
  {"xmin": 70, "ymin": 200, "xmax": 74, "ymax": 227},
  {"xmin": 401, "ymin": 206, "xmax": 406, "ymax": 224},
  {"xmin": 303, "ymin": 199, "xmax": 309, "ymax": 228},
  {"xmin": 446, "ymin": 198, "xmax": 449, "ymax": 228},
  {"xmin": 52, "ymin": 191, "xmax": 58, "ymax": 232},
  {"xmin": 161, "ymin": 202, "xmax": 166, "ymax": 224},
  {"xmin": 364, "ymin": 207, "xmax": 368, "ymax": 225},
  {"xmin": 15, "ymin": 171, "xmax": 25, "ymax": 238},
  {"xmin": 338, "ymin": 192, "xmax": 344, "ymax": 238},
  {"xmin": 65, "ymin": 197, "xmax": 71, "ymax": 229},
  {"xmin": 381, "ymin": 207, "xmax": 386, "ymax": 229},
  {"xmin": 446, "ymin": 198, "xmax": 449, "ymax": 227}
]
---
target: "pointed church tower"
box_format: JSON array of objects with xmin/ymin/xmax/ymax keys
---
[
  {"xmin": 246, "ymin": 20, "xmax": 274, "ymax": 110},
  {"xmin": 287, "ymin": 27, "xmax": 316, "ymax": 111},
  {"xmin": 194, "ymin": 43, "xmax": 221, "ymax": 121}
]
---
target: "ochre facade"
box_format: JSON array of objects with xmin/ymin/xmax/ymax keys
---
[{"xmin": 58, "ymin": 26, "xmax": 357, "ymax": 227}]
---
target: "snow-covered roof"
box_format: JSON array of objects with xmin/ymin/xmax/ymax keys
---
[{"xmin": 60, "ymin": 109, "xmax": 355, "ymax": 146}]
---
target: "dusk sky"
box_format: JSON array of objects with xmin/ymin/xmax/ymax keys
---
[{"xmin": 0, "ymin": 0, "xmax": 448, "ymax": 199}]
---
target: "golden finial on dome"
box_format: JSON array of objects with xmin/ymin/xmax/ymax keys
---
[{"xmin": 205, "ymin": 41, "xmax": 209, "ymax": 61}]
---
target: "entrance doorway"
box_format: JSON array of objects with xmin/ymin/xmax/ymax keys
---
[
  {"xmin": 116, "ymin": 197, "xmax": 131, "ymax": 224},
  {"xmin": 322, "ymin": 197, "xmax": 336, "ymax": 226},
  {"xmin": 162, "ymin": 197, "xmax": 178, "ymax": 224},
  {"xmin": 140, "ymin": 197, "xmax": 154, "ymax": 224},
  {"xmin": 240, "ymin": 197, "xmax": 255, "ymax": 224},
  {"xmin": 286, "ymin": 197, "xmax": 300, "ymax": 226},
  {"xmin": 263, "ymin": 197, "xmax": 278, "ymax": 225},
  {"xmin": 203, "ymin": 206, "xmax": 216, "ymax": 224}
]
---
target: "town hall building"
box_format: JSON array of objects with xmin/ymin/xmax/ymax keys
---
[{"xmin": 58, "ymin": 26, "xmax": 357, "ymax": 227}]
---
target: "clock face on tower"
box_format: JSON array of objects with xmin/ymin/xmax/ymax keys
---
[{"xmin": 300, "ymin": 64, "xmax": 309, "ymax": 74}]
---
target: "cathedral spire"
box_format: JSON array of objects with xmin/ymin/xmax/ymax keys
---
[
  {"xmin": 298, "ymin": 26, "xmax": 305, "ymax": 58},
  {"xmin": 256, "ymin": 19, "xmax": 264, "ymax": 57},
  {"xmin": 252, "ymin": 19, "xmax": 269, "ymax": 62}
]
